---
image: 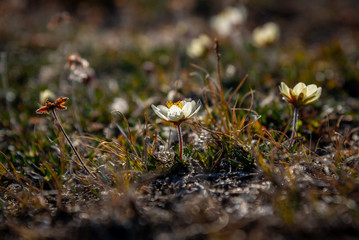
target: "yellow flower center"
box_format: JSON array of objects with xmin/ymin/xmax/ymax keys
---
[{"xmin": 166, "ymin": 100, "xmax": 183, "ymax": 109}]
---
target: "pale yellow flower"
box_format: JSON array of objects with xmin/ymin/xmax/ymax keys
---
[
  {"xmin": 279, "ymin": 82, "xmax": 321, "ymax": 108},
  {"xmin": 151, "ymin": 99, "xmax": 201, "ymax": 125},
  {"xmin": 40, "ymin": 89, "xmax": 55, "ymax": 104},
  {"xmin": 110, "ymin": 97, "xmax": 129, "ymax": 114},
  {"xmin": 252, "ymin": 22, "xmax": 280, "ymax": 47},
  {"xmin": 210, "ymin": 6, "xmax": 247, "ymax": 37},
  {"xmin": 186, "ymin": 34, "xmax": 211, "ymax": 58}
]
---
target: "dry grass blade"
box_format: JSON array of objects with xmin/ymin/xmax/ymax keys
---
[
  {"xmin": 215, "ymin": 38, "xmax": 226, "ymax": 106},
  {"xmin": 113, "ymin": 111, "xmax": 142, "ymax": 159},
  {"xmin": 227, "ymin": 74, "xmax": 248, "ymax": 105},
  {"xmin": 191, "ymin": 63, "xmax": 228, "ymax": 132}
]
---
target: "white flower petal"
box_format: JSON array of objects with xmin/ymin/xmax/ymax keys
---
[
  {"xmin": 169, "ymin": 105, "xmax": 182, "ymax": 112},
  {"xmin": 168, "ymin": 105, "xmax": 184, "ymax": 121},
  {"xmin": 305, "ymin": 84, "xmax": 318, "ymax": 97},
  {"xmin": 157, "ymin": 105, "xmax": 169, "ymax": 116},
  {"xmin": 300, "ymin": 86, "xmax": 307, "ymax": 99},
  {"xmin": 182, "ymin": 100, "xmax": 196, "ymax": 117},
  {"xmin": 187, "ymin": 104, "xmax": 201, "ymax": 119},
  {"xmin": 293, "ymin": 82, "xmax": 306, "ymax": 96},
  {"xmin": 279, "ymin": 82, "xmax": 291, "ymax": 99},
  {"xmin": 304, "ymin": 87, "xmax": 321, "ymax": 105},
  {"xmin": 151, "ymin": 104, "xmax": 169, "ymax": 121},
  {"xmin": 182, "ymin": 103, "xmax": 192, "ymax": 117},
  {"xmin": 190, "ymin": 100, "xmax": 196, "ymax": 110}
]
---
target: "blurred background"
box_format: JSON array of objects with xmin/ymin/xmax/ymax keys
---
[
  {"xmin": 1, "ymin": 0, "xmax": 359, "ymax": 138},
  {"xmin": 2, "ymin": 0, "xmax": 358, "ymax": 47}
]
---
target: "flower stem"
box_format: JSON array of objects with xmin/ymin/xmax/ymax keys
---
[
  {"xmin": 51, "ymin": 109, "xmax": 95, "ymax": 178},
  {"xmin": 289, "ymin": 107, "xmax": 299, "ymax": 147},
  {"xmin": 177, "ymin": 124, "xmax": 183, "ymax": 159}
]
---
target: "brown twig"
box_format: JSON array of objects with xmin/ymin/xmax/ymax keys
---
[{"xmin": 36, "ymin": 97, "xmax": 95, "ymax": 178}]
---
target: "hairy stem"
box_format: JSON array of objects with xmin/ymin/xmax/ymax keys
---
[
  {"xmin": 177, "ymin": 124, "xmax": 183, "ymax": 160},
  {"xmin": 289, "ymin": 107, "xmax": 299, "ymax": 147},
  {"xmin": 51, "ymin": 109, "xmax": 95, "ymax": 177}
]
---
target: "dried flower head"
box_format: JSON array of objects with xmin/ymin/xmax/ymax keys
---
[
  {"xmin": 279, "ymin": 82, "xmax": 321, "ymax": 108},
  {"xmin": 151, "ymin": 99, "xmax": 201, "ymax": 125},
  {"xmin": 66, "ymin": 53, "xmax": 92, "ymax": 84},
  {"xmin": 36, "ymin": 96, "xmax": 69, "ymax": 114},
  {"xmin": 67, "ymin": 53, "xmax": 89, "ymax": 70}
]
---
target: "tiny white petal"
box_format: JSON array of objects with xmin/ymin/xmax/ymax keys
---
[
  {"xmin": 187, "ymin": 103, "xmax": 201, "ymax": 119},
  {"xmin": 279, "ymin": 82, "xmax": 291, "ymax": 99},
  {"xmin": 182, "ymin": 100, "xmax": 195, "ymax": 117}
]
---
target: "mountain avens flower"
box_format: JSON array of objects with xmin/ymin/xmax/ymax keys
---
[
  {"xmin": 279, "ymin": 82, "xmax": 321, "ymax": 147},
  {"xmin": 279, "ymin": 82, "xmax": 321, "ymax": 108},
  {"xmin": 152, "ymin": 99, "xmax": 201, "ymax": 159},
  {"xmin": 151, "ymin": 99, "xmax": 201, "ymax": 125}
]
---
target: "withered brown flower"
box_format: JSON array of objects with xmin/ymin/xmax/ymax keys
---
[
  {"xmin": 36, "ymin": 97, "xmax": 69, "ymax": 114},
  {"xmin": 67, "ymin": 53, "xmax": 89, "ymax": 70},
  {"xmin": 66, "ymin": 53, "xmax": 92, "ymax": 84}
]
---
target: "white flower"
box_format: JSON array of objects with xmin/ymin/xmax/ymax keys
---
[
  {"xmin": 151, "ymin": 99, "xmax": 201, "ymax": 124},
  {"xmin": 252, "ymin": 22, "xmax": 280, "ymax": 47},
  {"xmin": 279, "ymin": 82, "xmax": 322, "ymax": 108},
  {"xmin": 110, "ymin": 97, "xmax": 129, "ymax": 114},
  {"xmin": 186, "ymin": 34, "xmax": 211, "ymax": 58},
  {"xmin": 210, "ymin": 6, "xmax": 247, "ymax": 37}
]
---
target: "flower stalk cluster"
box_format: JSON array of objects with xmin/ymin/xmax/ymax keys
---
[{"xmin": 36, "ymin": 82, "xmax": 321, "ymax": 171}]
